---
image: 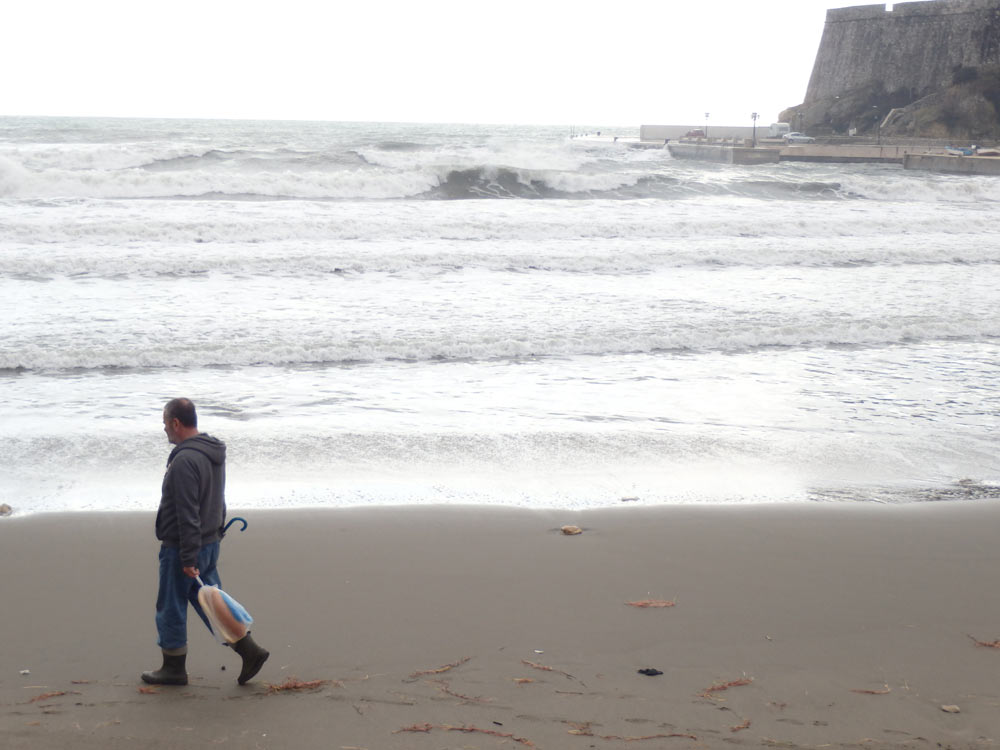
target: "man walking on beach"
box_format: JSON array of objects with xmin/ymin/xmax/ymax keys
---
[{"xmin": 141, "ymin": 397, "xmax": 269, "ymax": 686}]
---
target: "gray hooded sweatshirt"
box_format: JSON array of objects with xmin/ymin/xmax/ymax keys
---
[{"xmin": 156, "ymin": 434, "xmax": 227, "ymax": 567}]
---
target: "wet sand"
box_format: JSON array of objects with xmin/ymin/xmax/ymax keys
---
[{"xmin": 3, "ymin": 501, "xmax": 1000, "ymax": 749}]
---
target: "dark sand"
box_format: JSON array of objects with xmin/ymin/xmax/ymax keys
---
[{"xmin": 3, "ymin": 502, "xmax": 1000, "ymax": 749}]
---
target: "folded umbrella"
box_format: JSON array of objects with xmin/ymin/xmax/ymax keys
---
[{"xmin": 195, "ymin": 576, "xmax": 254, "ymax": 644}]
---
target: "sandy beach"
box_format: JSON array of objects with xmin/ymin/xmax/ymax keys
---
[{"xmin": 3, "ymin": 501, "xmax": 1000, "ymax": 749}]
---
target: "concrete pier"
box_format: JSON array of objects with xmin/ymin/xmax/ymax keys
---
[
  {"xmin": 666, "ymin": 142, "xmax": 780, "ymax": 165},
  {"xmin": 664, "ymin": 138, "xmax": 934, "ymax": 166},
  {"xmin": 779, "ymin": 144, "xmax": 918, "ymax": 164},
  {"xmin": 592, "ymin": 129, "xmax": 1000, "ymax": 173}
]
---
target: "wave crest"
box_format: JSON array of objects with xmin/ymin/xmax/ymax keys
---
[{"xmin": 5, "ymin": 133, "xmax": 1000, "ymax": 203}]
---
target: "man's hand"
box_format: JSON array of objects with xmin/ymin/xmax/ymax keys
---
[{"xmin": 183, "ymin": 566, "xmax": 200, "ymax": 578}]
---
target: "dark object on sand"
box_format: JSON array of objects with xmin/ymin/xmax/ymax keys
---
[{"xmin": 638, "ymin": 668, "xmax": 663, "ymax": 676}]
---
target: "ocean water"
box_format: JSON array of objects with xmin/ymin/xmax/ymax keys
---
[{"xmin": 1, "ymin": 116, "xmax": 998, "ymax": 514}]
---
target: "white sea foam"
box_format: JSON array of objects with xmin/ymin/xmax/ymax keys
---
[
  {"xmin": 834, "ymin": 170, "xmax": 1000, "ymax": 202},
  {"xmin": 0, "ymin": 155, "xmax": 31, "ymax": 197},
  {"xmin": 0, "ymin": 142, "xmax": 213, "ymax": 171},
  {"xmin": 3, "ymin": 193, "xmax": 999, "ymax": 252},
  {"xmin": 2, "ymin": 116, "xmax": 998, "ymax": 514},
  {"xmin": 8, "ymin": 236, "xmax": 995, "ymax": 279},
  {"xmin": 2, "ymin": 308, "xmax": 995, "ymax": 371},
  {"xmin": 4, "ymin": 420, "xmax": 995, "ymax": 516},
  {"xmin": 0, "ymin": 161, "xmax": 444, "ymax": 200},
  {"xmin": 4, "ymin": 130, "xmax": 1000, "ymax": 203},
  {"xmin": 0, "ymin": 162, "xmax": 985, "ymax": 202}
]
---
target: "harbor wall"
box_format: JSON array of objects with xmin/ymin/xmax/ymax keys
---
[
  {"xmin": 903, "ymin": 152, "xmax": 1000, "ymax": 172},
  {"xmin": 779, "ymin": 144, "xmax": 928, "ymax": 163},
  {"xmin": 805, "ymin": 0, "xmax": 1000, "ymax": 104}
]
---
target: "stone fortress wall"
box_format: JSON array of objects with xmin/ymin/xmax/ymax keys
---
[{"xmin": 804, "ymin": 0, "xmax": 1000, "ymax": 104}]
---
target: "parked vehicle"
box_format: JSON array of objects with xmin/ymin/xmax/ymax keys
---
[
  {"xmin": 782, "ymin": 132, "xmax": 816, "ymax": 144},
  {"xmin": 768, "ymin": 122, "xmax": 790, "ymax": 138},
  {"xmin": 684, "ymin": 128, "xmax": 705, "ymax": 137}
]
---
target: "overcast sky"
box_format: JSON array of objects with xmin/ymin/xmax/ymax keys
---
[{"xmin": 3, "ymin": 0, "xmax": 865, "ymax": 127}]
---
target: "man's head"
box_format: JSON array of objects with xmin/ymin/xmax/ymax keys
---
[{"xmin": 163, "ymin": 398, "xmax": 199, "ymax": 445}]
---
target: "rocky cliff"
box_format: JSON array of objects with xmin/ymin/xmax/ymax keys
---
[{"xmin": 782, "ymin": 0, "xmax": 1000, "ymax": 140}]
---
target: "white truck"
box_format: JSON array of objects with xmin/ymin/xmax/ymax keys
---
[{"xmin": 768, "ymin": 122, "xmax": 791, "ymax": 138}]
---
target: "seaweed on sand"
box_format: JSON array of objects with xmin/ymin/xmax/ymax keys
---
[
  {"xmin": 265, "ymin": 677, "xmax": 331, "ymax": 694},
  {"xmin": 395, "ymin": 723, "xmax": 536, "ymax": 747}
]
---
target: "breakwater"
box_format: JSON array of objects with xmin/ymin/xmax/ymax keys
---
[{"xmin": 904, "ymin": 152, "xmax": 1000, "ymax": 172}]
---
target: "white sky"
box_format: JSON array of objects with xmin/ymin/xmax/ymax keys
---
[{"xmin": 2, "ymin": 0, "xmax": 862, "ymax": 127}]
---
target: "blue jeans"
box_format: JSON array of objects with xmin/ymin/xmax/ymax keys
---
[{"xmin": 155, "ymin": 542, "xmax": 221, "ymax": 650}]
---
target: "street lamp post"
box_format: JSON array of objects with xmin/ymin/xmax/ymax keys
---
[
  {"xmin": 751, "ymin": 112, "xmax": 759, "ymax": 147},
  {"xmin": 705, "ymin": 112, "xmax": 710, "ymax": 139}
]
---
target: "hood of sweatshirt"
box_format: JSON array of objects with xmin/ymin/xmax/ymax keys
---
[{"xmin": 168, "ymin": 433, "xmax": 226, "ymax": 466}]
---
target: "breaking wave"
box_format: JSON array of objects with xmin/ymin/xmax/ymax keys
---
[{"xmin": 5, "ymin": 137, "xmax": 1000, "ymax": 202}]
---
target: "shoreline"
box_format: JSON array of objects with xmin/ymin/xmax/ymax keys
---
[
  {"xmin": 4, "ymin": 475, "xmax": 998, "ymax": 519},
  {"xmin": 5, "ymin": 502, "xmax": 1000, "ymax": 749}
]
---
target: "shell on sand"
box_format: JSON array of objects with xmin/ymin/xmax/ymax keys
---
[{"xmin": 560, "ymin": 525, "xmax": 583, "ymax": 535}]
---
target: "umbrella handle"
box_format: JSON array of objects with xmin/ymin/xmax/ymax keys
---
[{"xmin": 223, "ymin": 517, "xmax": 248, "ymax": 534}]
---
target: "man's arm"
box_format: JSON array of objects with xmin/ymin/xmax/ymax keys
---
[{"xmin": 166, "ymin": 452, "xmax": 204, "ymax": 574}]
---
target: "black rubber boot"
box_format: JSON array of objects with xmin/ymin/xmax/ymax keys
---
[
  {"xmin": 141, "ymin": 651, "xmax": 188, "ymax": 685},
  {"xmin": 231, "ymin": 632, "xmax": 269, "ymax": 685}
]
